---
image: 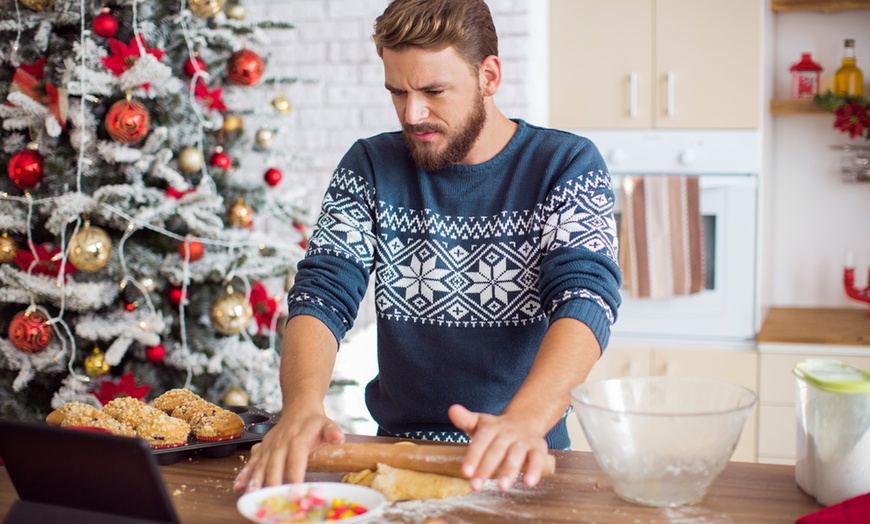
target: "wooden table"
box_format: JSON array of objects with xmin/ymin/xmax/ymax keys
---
[{"xmin": 0, "ymin": 435, "xmax": 821, "ymax": 523}]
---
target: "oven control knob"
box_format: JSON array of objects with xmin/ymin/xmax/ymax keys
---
[
  {"xmin": 608, "ymin": 148, "xmax": 625, "ymax": 166},
  {"xmin": 679, "ymin": 149, "xmax": 697, "ymax": 165}
]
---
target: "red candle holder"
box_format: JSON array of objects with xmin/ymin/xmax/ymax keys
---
[{"xmin": 844, "ymin": 267, "xmax": 870, "ymax": 317}]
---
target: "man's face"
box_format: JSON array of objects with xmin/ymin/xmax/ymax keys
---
[{"xmin": 382, "ymin": 46, "xmax": 487, "ymax": 171}]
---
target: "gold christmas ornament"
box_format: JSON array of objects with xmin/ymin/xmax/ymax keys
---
[
  {"xmin": 228, "ymin": 198, "xmax": 253, "ymax": 228},
  {"xmin": 68, "ymin": 223, "xmax": 113, "ymax": 272},
  {"xmin": 222, "ymin": 384, "xmax": 249, "ymax": 406},
  {"xmin": 222, "ymin": 114, "xmax": 243, "ymax": 133},
  {"xmin": 255, "ymin": 128, "xmax": 274, "ymax": 147},
  {"xmin": 178, "ymin": 146, "xmax": 204, "ymax": 174},
  {"xmin": 188, "ymin": 0, "xmax": 225, "ymax": 17},
  {"xmin": 21, "ymin": 0, "xmax": 56, "ymax": 10},
  {"xmin": 210, "ymin": 286, "xmax": 253, "ymax": 336},
  {"xmin": 224, "ymin": 2, "xmax": 246, "ymax": 20},
  {"xmin": 0, "ymin": 233, "xmax": 18, "ymax": 264},
  {"xmin": 84, "ymin": 347, "xmax": 111, "ymax": 377},
  {"xmin": 272, "ymin": 94, "xmax": 292, "ymax": 114}
]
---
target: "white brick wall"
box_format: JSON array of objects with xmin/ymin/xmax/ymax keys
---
[{"xmin": 250, "ymin": 0, "xmax": 532, "ymax": 182}]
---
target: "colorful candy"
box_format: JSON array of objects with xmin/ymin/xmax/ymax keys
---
[{"xmin": 254, "ymin": 485, "xmax": 368, "ymax": 522}]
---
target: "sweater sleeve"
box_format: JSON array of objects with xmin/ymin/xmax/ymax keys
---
[
  {"xmin": 286, "ymin": 141, "xmax": 378, "ymax": 343},
  {"xmin": 538, "ymin": 139, "xmax": 622, "ymax": 351}
]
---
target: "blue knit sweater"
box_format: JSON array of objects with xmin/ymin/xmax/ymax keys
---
[{"xmin": 287, "ymin": 119, "xmax": 621, "ymax": 449}]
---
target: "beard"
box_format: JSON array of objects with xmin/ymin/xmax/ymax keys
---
[{"xmin": 402, "ymin": 93, "xmax": 487, "ymax": 171}]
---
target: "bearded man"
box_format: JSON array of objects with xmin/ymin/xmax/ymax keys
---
[{"xmin": 235, "ymin": 0, "xmax": 621, "ymax": 494}]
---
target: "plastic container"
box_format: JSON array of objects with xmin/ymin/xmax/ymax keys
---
[{"xmin": 794, "ymin": 359, "xmax": 870, "ymax": 506}]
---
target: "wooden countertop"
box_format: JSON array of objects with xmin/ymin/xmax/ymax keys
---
[
  {"xmin": 758, "ymin": 307, "xmax": 870, "ymax": 346},
  {"xmin": 0, "ymin": 435, "xmax": 821, "ymax": 523}
]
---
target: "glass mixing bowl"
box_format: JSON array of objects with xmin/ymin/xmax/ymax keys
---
[{"xmin": 571, "ymin": 376, "xmax": 757, "ymax": 507}]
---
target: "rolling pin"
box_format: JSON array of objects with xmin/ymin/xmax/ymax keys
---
[{"xmin": 307, "ymin": 442, "xmax": 556, "ymax": 479}]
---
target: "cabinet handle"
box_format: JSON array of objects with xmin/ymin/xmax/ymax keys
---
[
  {"xmin": 663, "ymin": 362, "xmax": 673, "ymax": 377},
  {"xmin": 629, "ymin": 72, "xmax": 637, "ymax": 118},
  {"xmin": 627, "ymin": 361, "xmax": 637, "ymax": 376},
  {"xmin": 666, "ymin": 71, "xmax": 675, "ymax": 117}
]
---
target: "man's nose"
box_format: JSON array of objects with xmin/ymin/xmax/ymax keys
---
[{"xmin": 404, "ymin": 93, "xmax": 429, "ymax": 125}]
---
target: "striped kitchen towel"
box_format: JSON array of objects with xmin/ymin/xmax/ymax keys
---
[{"xmin": 619, "ymin": 175, "xmax": 705, "ymax": 298}]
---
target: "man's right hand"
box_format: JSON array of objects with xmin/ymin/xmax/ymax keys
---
[{"xmin": 232, "ymin": 406, "xmax": 345, "ymax": 493}]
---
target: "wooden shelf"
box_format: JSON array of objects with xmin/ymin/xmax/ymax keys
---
[
  {"xmin": 770, "ymin": 99, "xmax": 828, "ymax": 115},
  {"xmin": 772, "ymin": 0, "xmax": 870, "ymax": 11}
]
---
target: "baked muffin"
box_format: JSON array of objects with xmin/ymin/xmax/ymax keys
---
[
  {"xmin": 169, "ymin": 398, "xmax": 216, "ymax": 422},
  {"xmin": 153, "ymin": 388, "xmax": 202, "ymax": 414},
  {"xmin": 103, "ymin": 396, "xmax": 165, "ymax": 430},
  {"xmin": 46, "ymin": 402, "xmax": 101, "ymax": 426},
  {"xmin": 188, "ymin": 408, "xmax": 245, "ymax": 441},
  {"xmin": 59, "ymin": 408, "xmax": 136, "ymax": 437},
  {"xmin": 136, "ymin": 415, "xmax": 191, "ymax": 448}
]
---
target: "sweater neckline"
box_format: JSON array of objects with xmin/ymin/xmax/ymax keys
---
[{"xmin": 427, "ymin": 119, "xmax": 527, "ymax": 176}]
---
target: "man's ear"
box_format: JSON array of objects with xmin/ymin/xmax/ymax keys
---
[{"xmin": 479, "ymin": 54, "xmax": 502, "ymax": 97}]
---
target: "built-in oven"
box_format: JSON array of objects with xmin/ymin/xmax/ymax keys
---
[{"xmin": 578, "ymin": 130, "xmax": 762, "ymax": 343}]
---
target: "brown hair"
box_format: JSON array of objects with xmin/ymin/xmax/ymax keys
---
[{"xmin": 373, "ymin": 0, "xmax": 498, "ymax": 67}]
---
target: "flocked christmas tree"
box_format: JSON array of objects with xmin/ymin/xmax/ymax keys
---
[{"xmin": 0, "ymin": 0, "xmax": 312, "ymax": 422}]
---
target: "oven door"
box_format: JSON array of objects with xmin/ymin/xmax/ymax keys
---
[{"xmin": 610, "ymin": 173, "xmax": 758, "ymax": 342}]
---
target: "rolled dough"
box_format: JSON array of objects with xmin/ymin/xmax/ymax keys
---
[{"xmin": 342, "ymin": 462, "xmax": 471, "ymax": 502}]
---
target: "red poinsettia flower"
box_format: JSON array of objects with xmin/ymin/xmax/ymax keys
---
[
  {"xmin": 166, "ymin": 187, "xmax": 195, "ymax": 199},
  {"xmin": 833, "ymin": 100, "xmax": 870, "ymax": 139},
  {"xmin": 14, "ymin": 244, "xmax": 77, "ymax": 279},
  {"xmin": 101, "ymin": 35, "xmax": 165, "ymax": 78},
  {"xmin": 92, "ymin": 372, "xmax": 152, "ymax": 406},
  {"xmin": 9, "ymin": 57, "xmax": 67, "ymax": 129},
  {"xmin": 250, "ymin": 281, "xmax": 282, "ymax": 334},
  {"xmin": 19, "ymin": 56, "xmax": 47, "ymax": 79},
  {"xmin": 194, "ymin": 82, "xmax": 228, "ymax": 112}
]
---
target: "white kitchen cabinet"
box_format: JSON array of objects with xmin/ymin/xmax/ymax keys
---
[
  {"xmin": 567, "ymin": 343, "xmax": 758, "ymax": 462},
  {"xmin": 549, "ymin": 0, "xmax": 762, "ymax": 130}
]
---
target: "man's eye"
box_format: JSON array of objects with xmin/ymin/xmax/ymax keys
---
[{"xmin": 427, "ymin": 90, "xmax": 444, "ymax": 96}]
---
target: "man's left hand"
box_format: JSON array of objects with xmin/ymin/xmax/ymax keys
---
[{"xmin": 448, "ymin": 404, "xmax": 550, "ymax": 492}]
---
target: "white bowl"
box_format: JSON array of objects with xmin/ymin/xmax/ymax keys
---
[
  {"xmin": 571, "ymin": 376, "xmax": 756, "ymax": 507},
  {"xmin": 237, "ymin": 482, "xmax": 387, "ymax": 523}
]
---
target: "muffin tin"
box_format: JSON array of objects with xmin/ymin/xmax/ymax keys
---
[{"xmin": 151, "ymin": 405, "xmax": 277, "ymax": 465}]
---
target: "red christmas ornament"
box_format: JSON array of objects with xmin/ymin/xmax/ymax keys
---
[
  {"xmin": 183, "ymin": 56, "xmax": 207, "ymax": 78},
  {"xmin": 145, "ymin": 344, "xmax": 166, "ymax": 363},
  {"xmin": 8, "ymin": 309, "xmax": 55, "ymax": 354},
  {"xmin": 208, "ymin": 150, "xmax": 232, "ymax": 170},
  {"xmin": 93, "ymin": 9, "xmax": 119, "ymax": 39},
  {"xmin": 167, "ymin": 286, "xmax": 187, "ymax": 306},
  {"xmin": 7, "ymin": 149, "xmax": 45, "ymax": 189},
  {"xmin": 227, "ymin": 49, "xmax": 264, "ymax": 86},
  {"xmin": 178, "ymin": 238, "xmax": 204, "ymax": 261},
  {"xmin": 105, "ymin": 99, "xmax": 150, "ymax": 144},
  {"xmin": 264, "ymin": 167, "xmax": 283, "ymax": 187}
]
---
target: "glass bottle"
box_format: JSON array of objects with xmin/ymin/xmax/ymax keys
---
[{"xmin": 833, "ymin": 39, "xmax": 864, "ymax": 96}]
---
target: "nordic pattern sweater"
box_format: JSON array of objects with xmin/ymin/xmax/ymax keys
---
[{"xmin": 287, "ymin": 119, "xmax": 621, "ymax": 449}]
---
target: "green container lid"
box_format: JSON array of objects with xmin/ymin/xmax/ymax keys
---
[{"xmin": 793, "ymin": 359, "xmax": 870, "ymax": 394}]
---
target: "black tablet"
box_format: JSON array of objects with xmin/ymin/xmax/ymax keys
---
[{"xmin": 0, "ymin": 417, "xmax": 180, "ymax": 524}]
